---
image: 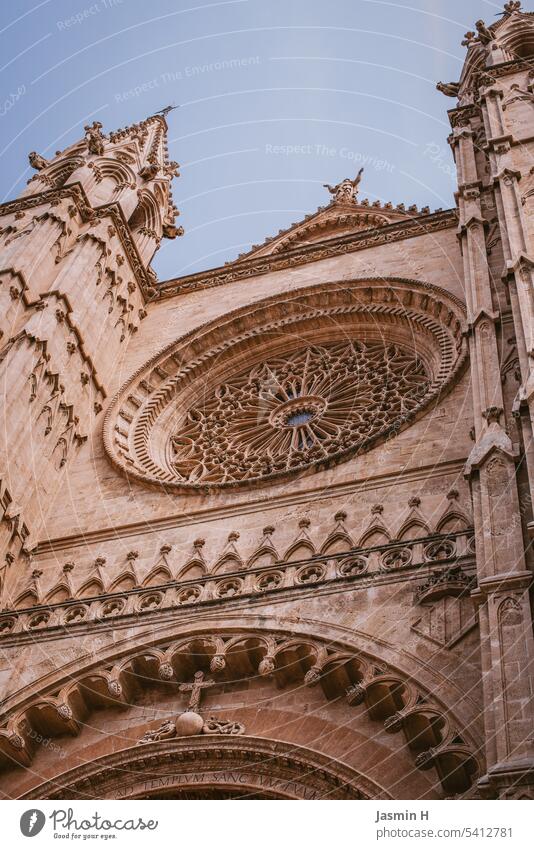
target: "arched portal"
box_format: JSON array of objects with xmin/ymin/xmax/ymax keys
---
[
  {"xmin": 23, "ymin": 737, "xmax": 384, "ymax": 801},
  {"xmin": 0, "ymin": 625, "xmax": 482, "ymax": 800}
]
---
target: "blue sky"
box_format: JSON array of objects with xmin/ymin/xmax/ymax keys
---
[{"xmin": 0, "ymin": 0, "xmax": 505, "ymax": 280}]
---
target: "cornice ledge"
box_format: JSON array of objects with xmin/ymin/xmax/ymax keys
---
[
  {"xmin": 477, "ymin": 570, "xmax": 533, "ymax": 594},
  {"xmin": 96, "ymin": 200, "xmax": 157, "ymax": 302},
  {"xmin": 485, "ymin": 133, "xmax": 514, "ymax": 149},
  {"xmin": 447, "ymin": 103, "xmax": 482, "ymax": 129},
  {"xmin": 450, "ymin": 126, "xmax": 475, "ymax": 143},
  {"xmin": 24, "ymin": 735, "xmax": 379, "ymax": 801},
  {"xmin": 33, "ymin": 457, "xmax": 467, "ymax": 554},
  {"xmin": 460, "ymin": 214, "xmax": 488, "ymax": 232},
  {"xmin": 157, "ymin": 209, "xmax": 458, "ymax": 300},
  {"xmin": 492, "ymin": 166, "xmax": 522, "ymax": 184},
  {"xmin": 478, "ymin": 56, "xmax": 534, "ymax": 81},
  {"xmin": 0, "ymin": 183, "xmax": 91, "ymax": 219}
]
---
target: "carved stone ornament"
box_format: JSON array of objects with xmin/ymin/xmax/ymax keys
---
[
  {"xmin": 103, "ymin": 279, "xmax": 467, "ymax": 491},
  {"xmin": 323, "ymin": 168, "xmax": 364, "ymax": 203},
  {"xmin": 138, "ymin": 711, "xmax": 245, "ymax": 743}
]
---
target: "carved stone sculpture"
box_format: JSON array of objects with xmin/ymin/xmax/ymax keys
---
[
  {"xmin": 436, "ymin": 82, "xmax": 460, "ymax": 97},
  {"xmin": 323, "ymin": 168, "xmax": 364, "ymax": 203},
  {"xmin": 84, "ymin": 121, "xmax": 105, "ymax": 156},
  {"xmin": 475, "ymin": 19, "xmax": 495, "ymax": 45},
  {"xmin": 139, "ymin": 163, "xmax": 159, "ymax": 181},
  {"xmin": 202, "ymin": 717, "xmax": 245, "ymax": 735},
  {"xmin": 138, "ymin": 719, "xmax": 176, "ymax": 744},
  {"xmin": 28, "ymin": 152, "xmax": 50, "ymax": 171}
]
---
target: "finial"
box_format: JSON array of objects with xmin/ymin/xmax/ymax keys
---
[{"xmin": 84, "ymin": 121, "xmax": 105, "ymax": 155}]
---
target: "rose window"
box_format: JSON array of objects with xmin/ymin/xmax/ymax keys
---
[
  {"xmin": 104, "ymin": 279, "xmax": 467, "ymax": 491},
  {"xmin": 170, "ymin": 341, "xmax": 430, "ymax": 486}
]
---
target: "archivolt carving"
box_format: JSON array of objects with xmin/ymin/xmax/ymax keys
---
[
  {"xmin": 0, "ymin": 629, "xmax": 480, "ymax": 796},
  {"xmin": 24, "ymin": 737, "xmax": 379, "ymax": 800},
  {"xmin": 104, "ymin": 278, "xmax": 467, "ymax": 491}
]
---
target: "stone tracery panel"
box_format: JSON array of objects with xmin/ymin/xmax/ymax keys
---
[
  {"xmin": 170, "ymin": 341, "xmax": 430, "ymax": 485},
  {"xmin": 104, "ymin": 278, "xmax": 467, "ymax": 491}
]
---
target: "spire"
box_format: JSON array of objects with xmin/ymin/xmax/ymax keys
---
[
  {"xmin": 437, "ymin": 2, "xmax": 532, "ymax": 104},
  {"xmin": 23, "ymin": 111, "xmax": 183, "ymax": 262}
]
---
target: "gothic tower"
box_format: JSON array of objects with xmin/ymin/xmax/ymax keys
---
[
  {"xmin": 0, "ymin": 2, "xmax": 533, "ymax": 801},
  {"xmin": 438, "ymin": 0, "xmax": 534, "ymax": 797},
  {"xmin": 0, "ymin": 114, "xmax": 180, "ymax": 579}
]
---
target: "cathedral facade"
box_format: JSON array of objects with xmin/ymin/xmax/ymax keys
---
[{"xmin": 1, "ymin": 3, "xmax": 534, "ymax": 801}]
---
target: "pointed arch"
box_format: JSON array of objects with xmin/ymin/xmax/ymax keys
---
[
  {"xmin": 77, "ymin": 578, "xmax": 104, "ymax": 599},
  {"xmin": 13, "ymin": 590, "xmax": 38, "ymax": 610},
  {"xmin": 359, "ymin": 526, "xmax": 390, "ymax": 548},
  {"xmin": 153, "ymin": 182, "xmax": 167, "ymax": 208},
  {"xmin": 92, "ymin": 157, "xmax": 136, "ymax": 188},
  {"xmin": 128, "ymin": 189, "xmax": 163, "ymax": 263},
  {"xmin": 44, "ymin": 583, "xmax": 71, "ymax": 605},
  {"xmin": 46, "ymin": 157, "xmax": 85, "ymax": 188},
  {"xmin": 143, "ymin": 566, "xmax": 172, "ymax": 587},
  {"xmin": 435, "ymin": 510, "xmax": 471, "ymax": 534},
  {"xmin": 108, "ymin": 571, "xmax": 138, "ymax": 593},
  {"xmin": 500, "ymin": 18, "xmax": 534, "ymax": 60},
  {"xmin": 212, "ymin": 554, "xmax": 242, "ymax": 576},
  {"xmin": 320, "ymin": 531, "xmax": 353, "ymax": 555},
  {"xmin": 128, "ymin": 189, "xmax": 162, "ymax": 235},
  {"xmin": 283, "ymin": 539, "xmax": 316, "ymax": 562},
  {"xmin": 396, "ymin": 518, "xmax": 430, "ymax": 542},
  {"xmin": 0, "ymin": 624, "xmax": 482, "ymax": 800},
  {"xmin": 247, "ymin": 545, "xmax": 279, "ymax": 569},
  {"xmin": 177, "ymin": 559, "xmax": 207, "ymax": 581}
]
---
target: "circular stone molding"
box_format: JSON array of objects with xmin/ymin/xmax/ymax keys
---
[
  {"xmin": 104, "ymin": 278, "xmax": 467, "ymax": 492},
  {"xmin": 23, "ymin": 736, "xmax": 389, "ymax": 800}
]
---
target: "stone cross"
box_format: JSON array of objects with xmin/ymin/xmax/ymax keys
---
[
  {"xmin": 155, "ymin": 105, "xmax": 179, "ymax": 117},
  {"xmin": 179, "ymin": 670, "xmax": 215, "ymax": 712}
]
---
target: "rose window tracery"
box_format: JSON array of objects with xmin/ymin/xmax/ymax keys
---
[
  {"xmin": 103, "ymin": 278, "xmax": 467, "ymax": 491},
  {"xmin": 170, "ymin": 342, "xmax": 430, "ymax": 486}
]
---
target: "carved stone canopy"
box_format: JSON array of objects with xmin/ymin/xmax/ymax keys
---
[{"xmin": 104, "ymin": 278, "xmax": 467, "ymax": 492}]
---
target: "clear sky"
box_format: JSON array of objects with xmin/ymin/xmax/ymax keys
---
[{"xmin": 0, "ymin": 0, "xmax": 506, "ymax": 281}]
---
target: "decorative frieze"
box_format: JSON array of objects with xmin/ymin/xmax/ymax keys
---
[
  {"xmin": 0, "ymin": 529, "xmax": 474, "ymax": 640},
  {"xmin": 158, "ymin": 210, "xmax": 458, "ymax": 298}
]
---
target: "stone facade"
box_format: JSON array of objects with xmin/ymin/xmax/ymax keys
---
[{"xmin": 0, "ymin": 3, "xmax": 533, "ymax": 800}]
